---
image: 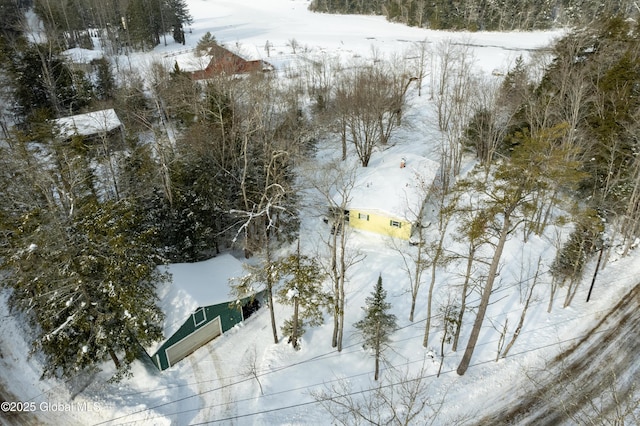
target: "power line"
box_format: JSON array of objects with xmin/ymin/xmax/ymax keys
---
[
  {"xmin": 91, "ymin": 298, "xmax": 617, "ymax": 425},
  {"xmin": 22, "ymin": 276, "xmax": 622, "ymax": 413},
  {"xmin": 92, "ymin": 311, "xmax": 428, "ymax": 402},
  {"xmin": 106, "ymin": 326, "xmax": 616, "ymax": 425},
  {"xmin": 96, "ymin": 296, "xmax": 621, "ymax": 425},
  {"xmin": 93, "ymin": 296, "xmax": 606, "ymax": 404},
  {"xmin": 197, "ymin": 326, "xmax": 625, "ymax": 424},
  {"xmin": 18, "ymin": 267, "xmax": 637, "ymax": 420}
]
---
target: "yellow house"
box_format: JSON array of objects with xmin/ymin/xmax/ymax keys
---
[
  {"xmin": 348, "ymin": 209, "xmax": 413, "ymax": 240},
  {"xmin": 333, "ymin": 153, "xmax": 439, "ymax": 241}
]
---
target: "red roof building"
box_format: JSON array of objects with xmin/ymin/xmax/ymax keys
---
[{"xmin": 191, "ymin": 44, "xmax": 273, "ymax": 80}]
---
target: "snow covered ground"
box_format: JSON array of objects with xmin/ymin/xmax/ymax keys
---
[{"xmin": 1, "ymin": 0, "xmax": 638, "ymax": 425}]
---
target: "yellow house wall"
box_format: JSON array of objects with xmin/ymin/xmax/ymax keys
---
[{"xmin": 348, "ymin": 210, "xmax": 412, "ymax": 240}]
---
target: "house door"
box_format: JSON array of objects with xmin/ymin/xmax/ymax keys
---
[{"xmin": 165, "ymin": 316, "xmax": 222, "ymax": 367}]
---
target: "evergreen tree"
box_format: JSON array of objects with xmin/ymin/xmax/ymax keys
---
[
  {"xmin": 0, "ymin": 125, "xmax": 166, "ymax": 381},
  {"xmin": 34, "ymin": 0, "xmax": 93, "ymax": 49},
  {"xmin": 276, "ymin": 248, "xmax": 330, "ymax": 350},
  {"xmin": 195, "ymin": 31, "xmax": 217, "ymax": 56},
  {"xmin": 456, "ymin": 123, "xmax": 586, "ymax": 375},
  {"xmin": 6, "ymin": 42, "xmax": 91, "ymax": 123},
  {"xmin": 0, "ymin": 0, "xmax": 26, "ymax": 39},
  {"xmin": 155, "ymin": 155, "xmax": 224, "ymax": 261},
  {"xmin": 502, "ymin": 16, "xmax": 640, "ymax": 244},
  {"xmin": 2, "ymin": 198, "xmax": 166, "ymax": 380},
  {"xmin": 309, "ymin": 0, "xmax": 637, "ymax": 31},
  {"xmin": 92, "ymin": 57, "xmax": 116, "ymax": 100},
  {"xmin": 550, "ymin": 211, "xmax": 602, "ymax": 288},
  {"xmin": 166, "ymin": 0, "xmax": 192, "ymax": 45},
  {"xmin": 118, "ymin": 137, "xmax": 164, "ymax": 213},
  {"xmin": 550, "ymin": 209, "xmax": 603, "ymax": 308},
  {"xmin": 123, "ymin": 0, "xmax": 192, "ymax": 48},
  {"xmin": 6, "ymin": 42, "xmax": 54, "ymax": 121},
  {"xmin": 354, "ymin": 275, "xmax": 397, "ymax": 380},
  {"xmin": 499, "ymin": 55, "xmax": 529, "ymax": 105},
  {"xmin": 125, "ymin": 0, "xmax": 158, "ymax": 49}
]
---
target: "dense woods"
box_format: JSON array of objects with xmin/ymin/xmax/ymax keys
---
[
  {"xmin": 2, "ymin": 0, "xmax": 194, "ymax": 52},
  {"xmin": 0, "ymin": 4, "xmax": 639, "ymax": 412},
  {"xmin": 310, "ymin": 0, "xmax": 637, "ymax": 31}
]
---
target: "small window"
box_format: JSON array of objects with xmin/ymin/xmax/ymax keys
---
[
  {"xmin": 390, "ymin": 220, "xmax": 402, "ymax": 228},
  {"xmin": 193, "ymin": 307, "xmax": 207, "ymax": 327},
  {"xmin": 358, "ymin": 213, "xmax": 369, "ymax": 221}
]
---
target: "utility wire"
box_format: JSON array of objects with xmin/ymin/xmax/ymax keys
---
[
  {"xmin": 23, "ymin": 270, "xmax": 637, "ymax": 416},
  {"xmin": 95, "ymin": 298, "xmax": 608, "ymax": 402},
  {"xmin": 103, "ymin": 326, "xmax": 615, "ymax": 425},
  {"xmin": 96, "ymin": 302, "xmax": 620, "ymax": 425}
]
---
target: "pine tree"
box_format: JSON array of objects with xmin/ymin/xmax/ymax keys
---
[
  {"xmin": 6, "ymin": 42, "xmax": 91, "ymax": 123},
  {"xmin": 276, "ymin": 247, "xmax": 330, "ymax": 350},
  {"xmin": 93, "ymin": 57, "xmax": 116, "ymax": 100},
  {"xmin": 125, "ymin": 0, "xmax": 158, "ymax": 50},
  {"xmin": 550, "ymin": 209, "xmax": 603, "ymax": 309},
  {"xmin": 0, "ymin": 0, "xmax": 25, "ymax": 39},
  {"xmin": 456, "ymin": 123, "xmax": 586, "ymax": 376},
  {"xmin": 354, "ymin": 275, "xmax": 397, "ymax": 380},
  {"xmin": 3, "ymin": 198, "xmax": 166, "ymax": 380},
  {"xmin": 0, "ymin": 123, "xmax": 166, "ymax": 380},
  {"xmin": 196, "ymin": 31, "xmax": 217, "ymax": 56},
  {"xmin": 166, "ymin": 0, "xmax": 192, "ymax": 45},
  {"xmin": 154, "ymin": 155, "xmax": 223, "ymax": 261}
]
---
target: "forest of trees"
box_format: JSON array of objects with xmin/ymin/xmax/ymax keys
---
[
  {"xmin": 0, "ymin": 0, "xmax": 192, "ymax": 53},
  {"xmin": 310, "ymin": 0, "xmax": 638, "ymax": 31},
  {"xmin": 0, "ymin": 6, "xmax": 639, "ymax": 418}
]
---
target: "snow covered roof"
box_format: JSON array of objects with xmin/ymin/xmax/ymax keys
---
[
  {"xmin": 53, "ymin": 109, "xmax": 122, "ymax": 139},
  {"xmin": 167, "ymin": 44, "xmax": 274, "ymax": 77},
  {"xmin": 61, "ymin": 47, "xmax": 103, "ymax": 64},
  {"xmin": 155, "ymin": 254, "xmax": 248, "ymax": 340},
  {"xmin": 166, "ymin": 50, "xmax": 213, "ymax": 73},
  {"xmin": 338, "ymin": 153, "xmax": 439, "ymax": 222}
]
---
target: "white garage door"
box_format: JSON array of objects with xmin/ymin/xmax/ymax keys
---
[{"xmin": 165, "ymin": 316, "xmax": 222, "ymax": 367}]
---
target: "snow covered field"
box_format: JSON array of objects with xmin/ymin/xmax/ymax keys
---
[{"xmin": 1, "ymin": 0, "xmax": 638, "ymax": 425}]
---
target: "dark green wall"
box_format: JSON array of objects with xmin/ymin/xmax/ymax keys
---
[{"xmin": 151, "ymin": 290, "xmax": 265, "ymax": 370}]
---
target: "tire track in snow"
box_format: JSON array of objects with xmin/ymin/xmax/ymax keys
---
[
  {"xmin": 475, "ymin": 284, "xmax": 640, "ymax": 425},
  {"xmin": 187, "ymin": 344, "xmax": 236, "ymax": 423},
  {"xmin": 187, "ymin": 355, "xmax": 210, "ymax": 422},
  {"xmin": 207, "ymin": 345, "xmax": 236, "ymax": 421}
]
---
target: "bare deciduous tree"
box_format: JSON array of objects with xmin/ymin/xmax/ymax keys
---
[
  {"xmin": 312, "ymin": 358, "xmax": 448, "ymax": 425},
  {"xmin": 241, "ymin": 345, "xmax": 264, "ymax": 395},
  {"xmin": 431, "ymin": 39, "xmax": 477, "ymax": 181},
  {"xmin": 464, "ymin": 76, "xmax": 517, "ymax": 175},
  {"xmin": 501, "ymin": 257, "xmax": 542, "ymax": 358},
  {"xmin": 334, "ymin": 58, "xmax": 410, "ymax": 166},
  {"xmin": 409, "ymin": 39, "xmax": 429, "ymax": 97},
  {"xmin": 388, "ymin": 168, "xmax": 434, "ymax": 323},
  {"xmin": 306, "ymin": 158, "xmax": 364, "ymax": 351},
  {"xmin": 422, "ymin": 176, "xmax": 456, "ymax": 349}
]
